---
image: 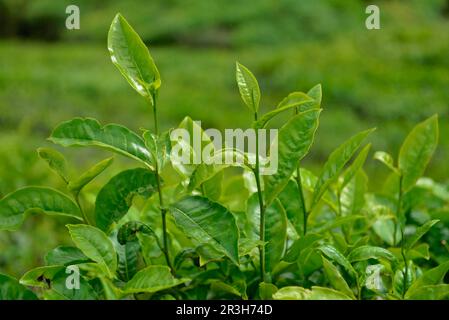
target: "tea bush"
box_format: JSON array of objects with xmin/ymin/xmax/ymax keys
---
[{"xmin": 0, "ymin": 14, "xmax": 448, "ymax": 300}]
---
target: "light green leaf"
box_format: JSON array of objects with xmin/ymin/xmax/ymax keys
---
[
  {"xmin": 67, "ymin": 224, "xmax": 117, "ymax": 278},
  {"xmin": 170, "ymin": 196, "xmax": 239, "ymax": 264},
  {"xmin": 0, "ymin": 273, "xmax": 38, "ymax": 300},
  {"xmin": 317, "ymin": 244, "xmax": 356, "ymax": 278},
  {"xmin": 340, "ymin": 171, "xmax": 367, "ymax": 217},
  {"xmin": 259, "ymin": 282, "xmax": 278, "ymax": 300},
  {"xmin": 264, "ymin": 109, "xmax": 321, "ymax": 207},
  {"xmin": 253, "ymin": 93, "xmax": 314, "ymax": 129},
  {"xmin": 143, "ymin": 130, "xmax": 171, "ymax": 170},
  {"xmin": 399, "ymin": 115, "xmax": 439, "ymax": 192},
  {"xmin": 45, "ymin": 246, "xmax": 89, "ymax": 266},
  {"xmin": 406, "ymin": 284, "xmax": 449, "ymax": 300},
  {"xmin": 68, "ymin": 157, "xmax": 114, "ymax": 196},
  {"xmin": 273, "ymin": 286, "xmax": 352, "ymax": 300},
  {"xmin": 406, "ymin": 261, "xmax": 449, "ymax": 298},
  {"xmin": 307, "ymin": 84, "xmax": 322, "ymax": 105},
  {"xmin": 37, "ymin": 147, "xmax": 69, "ymax": 183},
  {"xmin": 247, "ymin": 195, "xmax": 287, "ymax": 272},
  {"xmin": 322, "ymin": 257, "xmax": 355, "ymax": 299},
  {"xmin": 312, "ymin": 128, "xmax": 374, "ymax": 208},
  {"xmin": 374, "ymin": 151, "xmax": 399, "ymax": 174},
  {"xmin": 123, "ymin": 265, "xmax": 187, "ymax": 294},
  {"xmin": 20, "ymin": 266, "xmax": 63, "ymax": 288},
  {"xmin": 347, "ymin": 245, "xmax": 396, "ymax": 263},
  {"xmin": 0, "ymin": 187, "xmax": 82, "ymax": 231},
  {"xmin": 235, "ymin": 62, "xmax": 260, "ymax": 113},
  {"xmin": 95, "ymin": 168, "xmax": 158, "ymax": 231},
  {"xmin": 405, "ymin": 219, "xmax": 439, "ymax": 250},
  {"xmin": 339, "ymin": 144, "xmax": 371, "ymax": 190},
  {"xmin": 108, "ymin": 13, "xmax": 160, "ymax": 100},
  {"xmin": 49, "ymin": 118, "xmax": 153, "ymax": 167}
]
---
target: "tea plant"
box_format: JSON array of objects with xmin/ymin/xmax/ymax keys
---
[{"xmin": 0, "ymin": 14, "xmax": 448, "ymax": 300}]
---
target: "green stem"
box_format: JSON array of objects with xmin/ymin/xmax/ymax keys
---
[
  {"xmin": 254, "ymin": 112, "xmax": 266, "ymax": 283},
  {"xmin": 150, "ymin": 91, "xmax": 173, "ymax": 273},
  {"xmin": 295, "ymin": 165, "xmax": 308, "ymax": 236},
  {"xmin": 396, "ymin": 174, "xmax": 408, "ymax": 298}
]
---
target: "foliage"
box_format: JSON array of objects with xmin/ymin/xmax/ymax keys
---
[{"xmin": 0, "ymin": 13, "xmax": 448, "ymax": 301}]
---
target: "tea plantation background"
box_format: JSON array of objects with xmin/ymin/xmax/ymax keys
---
[{"xmin": 0, "ymin": 0, "xmax": 448, "ymax": 278}]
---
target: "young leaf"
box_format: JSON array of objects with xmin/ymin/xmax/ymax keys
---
[
  {"xmin": 405, "ymin": 261, "xmax": 449, "ymax": 298},
  {"xmin": 273, "ymin": 286, "xmax": 352, "ymax": 300},
  {"xmin": 45, "ymin": 246, "xmax": 90, "ymax": 266},
  {"xmin": 0, "ymin": 273, "xmax": 38, "ymax": 300},
  {"xmin": 339, "ymin": 144, "xmax": 371, "ymax": 190},
  {"xmin": 37, "ymin": 147, "xmax": 69, "ymax": 183},
  {"xmin": 49, "ymin": 118, "xmax": 153, "ymax": 168},
  {"xmin": 95, "ymin": 168, "xmax": 158, "ymax": 231},
  {"xmin": 108, "ymin": 13, "xmax": 160, "ymax": 101},
  {"xmin": 0, "ymin": 187, "xmax": 82, "ymax": 231},
  {"xmin": 406, "ymin": 284, "xmax": 449, "ymax": 300},
  {"xmin": 317, "ymin": 244, "xmax": 356, "ymax": 278},
  {"xmin": 170, "ymin": 196, "xmax": 239, "ymax": 264},
  {"xmin": 253, "ymin": 93, "xmax": 314, "ymax": 129},
  {"xmin": 398, "ymin": 115, "xmax": 439, "ymax": 192},
  {"xmin": 312, "ymin": 128, "xmax": 375, "ymax": 208},
  {"xmin": 307, "ymin": 84, "xmax": 322, "ymax": 105},
  {"xmin": 405, "ymin": 219, "xmax": 440, "ymax": 250},
  {"xmin": 374, "ymin": 151, "xmax": 399, "ymax": 174},
  {"xmin": 264, "ymin": 109, "xmax": 321, "ymax": 207},
  {"xmin": 67, "ymin": 224, "xmax": 117, "ymax": 278},
  {"xmin": 235, "ymin": 62, "xmax": 260, "ymax": 113},
  {"xmin": 322, "ymin": 257, "xmax": 355, "ymax": 299},
  {"xmin": 123, "ymin": 265, "xmax": 187, "ymax": 294},
  {"xmin": 347, "ymin": 245, "xmax": 396, "ymax": 263},
  {"xmin": 20, "ymin": 266, "xmax": 64, "ymax": 288},
  {"xmin": 67, "ymin": 157, "xmax": 114, "ymax": 196},
  {"xmin": 247, "ymin": 195, "xmax": 287, "ymax": 272}
]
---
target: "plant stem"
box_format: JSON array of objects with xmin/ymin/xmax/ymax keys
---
[
  {"xmin": 75, "ymin": 194, "xmax": 91, "ymax": 225},
  {"xmin": 295, "ymin": 165, "xmax": 308, "ymax": 236},
  {"xmin": 396, "ymin": 174, "xmax": 408, "ymax": 298},
  {"xmin": 150, "ymin": 91, "xmax": 173, "ymax": 273},
  {"xmin": 253, "ymin": 112, "xmax": 266, "ymax": 282}
]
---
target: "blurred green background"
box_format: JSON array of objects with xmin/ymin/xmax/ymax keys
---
[{"xmin": 0, "ymin": 0, "xmax": 448, "ymax": 277}]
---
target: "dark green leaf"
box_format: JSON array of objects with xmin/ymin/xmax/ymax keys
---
[
  {"xmin": 45, "ymin": 246, "xmax": 90, "ymax": 266},
  {"xmin": 0, "ymin": 187, "xmax": 82, "ymax": 231},
  {"xmin": 49, "ymin": 118, "xmax": 152, "ymax": 167},
  {"xmin": 0, "ymin": 273, "xmax": 37, "ymax": 300},
  {"xmin": 95, "ymin": 168, "xmax": 158, "ymax": 231},
  {"xmin": 170, "ymin": 196, "xmax": 239, "ymax": 264}
]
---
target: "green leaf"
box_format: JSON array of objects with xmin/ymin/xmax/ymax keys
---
[
  {"xmin": 0, "ymin": 273, "xmax": 38, "ymax": 300},
  {"xmin": 373, "ymin": 151, "xmax": 399, "ymax": 174},
  {"xmin": 278, "ymin": 180, "xmax": 305, "ymax": 236},
  {"xmin": 273, "ymin": 286, "xmax": 352, "ymax": 300},
  {"xmin": 123, "ymin": 265, "xmax": 187, "ymax": 294},
  {"xmin": 67, "ymin": 224, "xmax": 117, "ymax": 278},
  {"xmin": 49, "ymin": 118, "xmax": 153, "ymax": 167},
  {"xmin": 307, "ymin": 84, "xmax": 322, "ymax": 105},
  {"xmin": 406, "ymin": 284, "xmax": 449, "ymax": 300},
  {"xmin": 339, "ymin": 144, "xmax": 371, "ymax": 190},
  {"xmin": 170, "ymin": 196, "xmax": 239, "ymax": 264},
  {"xmin": 117, "ymin": 240, "xmax": 141, "ymax": 282},
  {"xmin": 117, "ymin": 221, "xmax": 157, "ymax": 245},
  {"xmin": 405, "ymin": 219, "xmax": 439, "ymax": 250},
  {"xmin": 312, "ymin": 128, "xmax": 374, "ymax": 208},
  {"xmin": 20, "ymin": 266, "xmax": 63, "ymax": 288},
  {"xmin": 95, "ymin": 168, "xmax": 158, "ymax": 231},
  {"xmin": 405, "ymin": 261, "xmax": 449, "ymax": 298},
  {"xmin": 68, "ymin": 157, "xmax": 114, "ymax": 196},
  {"xmin": 247, "ymin": 195, "xmax": 287, "ymax": 272},
  {"xmin": 253, "ymin": 93, "xmax": 314, "ymax": 129},
  {"xmin": 347, "ymin": 245, "xmax": 396, "ymax": 263},
  {"xmin": 398, "ymin": 115, "xmax": 439, "ymax": 192},
  {"xmin": 340, "ymin": 171, "xmax": 367, "ymax": 217},
  {"xmin": 322, "ymin": 257, "xmax": 355, "ymax": 299},
  {"xmin": 0, "ymin": 187, "xmax": 82, "ymax": 231},
  {"xmin": 264, "ymin": 109, "xmax": 321, "ymax": 207},
  {"xmin": 108, "ymin": 13, "xmax": 160, "ymax": 100},
  {"xmin": 317, "ymin": 244, "xmax": 356, "ymax": 278},
  {"xmin": 259, "ymin": 282, "xmax": 278, "ymax": 300},
  {"xmin": 235, "ymin": 62, "xmax": 260, "ymax": 113},
  {"xmin": 37, "ymin": 147, "xmax": 69, "ymax": 183},
  {"xmin": 45, "ymin": 246, "xmax": 90, "ymax": 266},
  {"xmin": 143, "ymin": 130, "xmax": 171, "ymax": 170},
  {"xmin": 45, "ymin": 268, "xmax": 98, "ymax": 300}
]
